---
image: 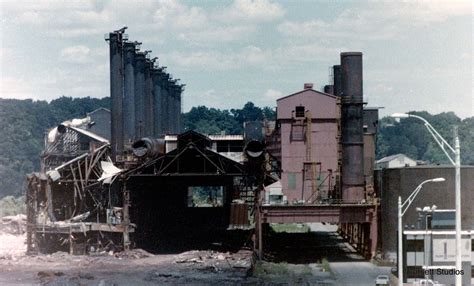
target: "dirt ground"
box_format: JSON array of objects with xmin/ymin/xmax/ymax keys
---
[
  {"xmin": 0, "ymin": 216, "xmax": 255, "ymax": 285},
  {"xmin": 0, "ymin": 217, "xmax": 336, "ymax": 285}
]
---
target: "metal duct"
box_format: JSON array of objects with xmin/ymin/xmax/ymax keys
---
[
  {"xmin": 333, "ymin": 65, "xmax": 343, "ymax": 97},
  {"xmin": 340, "ymin": 52, "xmax": 365, "ymax": 203},
  {"xmin": 108, "ymin": 31, "xmax": 124, "ymax": 160},
  {"xmin": 132, "ymin": 137, "xmax": 165, "ymax": 158},
  {"xmin": 324, "ymin": 85, "xmax": 334, "ymax": 95},
  {"xmin": 134, "ymin": 52, "xmax": 146, "ymax": 139},
  {"xmin": 245, "ymin": 140, "xmax": 265, "ymax": 158},
  {"xmin": 152, "ymin": 68, "xmax": 162, "ymax": 137},
  {"xmin": 244, "ymin": 121, "xmax": 265, "ymax": 158},
  {"xmin": 123, "ymin": 42, "xmax": 136, "ymax": 143}
]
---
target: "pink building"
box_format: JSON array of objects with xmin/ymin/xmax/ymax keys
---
[{"xmin": 276, "ymin": 84, "xmax": 340, "ymax": 203}]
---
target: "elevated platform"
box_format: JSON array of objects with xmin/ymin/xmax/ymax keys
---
[{"xmin": 261, "ymin": 204, "xmax": 377, "ymax": 224}]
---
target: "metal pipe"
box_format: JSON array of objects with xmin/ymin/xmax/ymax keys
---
[
  {"xmin": 455, "ymin": 130, "xmax": 462, "ymax": 286},
  {"xmin": 132, "ymin": 137, "xmax": 165, "ymax": 158},
  {"xmin": 398, "ymin": 198, "xmax": 403, "ymax": 286}
]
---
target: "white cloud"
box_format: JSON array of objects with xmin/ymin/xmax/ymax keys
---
[
  {"xmin": 60, "ymin": 45, "xmax": 91, "ymax": 64},
  {"xmin": 177, "ymin": 25, "xmax": 256, "ymax": 46},
  {"xmin": 167, "ymin": 45, "xmax": 270, "ymax": 70},
  {"xmin": 226, "ymin": 0, "xmax": 285, "ymax": 22},
  {"xmin": 278, "ymin": 1, "xmax": 472, "ymax": 42},
  {"xmin": 0, "ymin": 77, "xmax": 35, "ymax": 99},
  {"xmin": 264, "ymin": 89, "xmax": 283, "ymax": 99}
]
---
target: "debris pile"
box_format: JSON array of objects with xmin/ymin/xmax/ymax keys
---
[{"xmin": 0, "ymin": 214, "xmax": 26, "ymax": 235}]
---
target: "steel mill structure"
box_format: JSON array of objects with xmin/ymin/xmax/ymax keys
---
[
  {"xmin": 256, "ymin": 52, "xmax": 379, "ymax": 259},
  {"xmin": 107, "ymin": 27, "xmax": 184, "ymax": 160},
  {"xmin": 25, "ymin": 28, "xmax": 382, "ymax": 261}
]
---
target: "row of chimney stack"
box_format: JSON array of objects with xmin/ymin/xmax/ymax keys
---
[{"xmin": 107, "ymin": 28, "xmax": 184, "ymax": 159}]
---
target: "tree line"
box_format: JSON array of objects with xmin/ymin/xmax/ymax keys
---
[{"xmin": 0, "ymin": 96, "xmax": 472, "ymax": 198}]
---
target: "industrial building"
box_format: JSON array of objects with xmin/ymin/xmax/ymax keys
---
[
  {"xmin": 257, "ymin": 52, "xmax": 380, "ymax": 259},
  {"xmin": 26, "ymin": 29, "xmax": 474, "ymax": 286},
  {"xmin": 375, "ymin": 165, "xmax": 474, "ymax": 284},
  {"xmin": 402, "ymin": 209, "xmax": 473, "ymax": 285}
]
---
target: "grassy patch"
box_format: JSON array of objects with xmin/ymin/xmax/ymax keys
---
[
  {"xmin": 254, "ymin": 261, "xmax": 289, "ymax": 276},
  {"xmin": 270, "ymin": 223, "xmax": 310, "ymax": 233},
  {"xmin": 321, "ymin": 258, "xmax": 332, "ymax": 274}
]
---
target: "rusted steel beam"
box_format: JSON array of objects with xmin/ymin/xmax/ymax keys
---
[{"xmin": 261, "ymin": 205, "xmax": 376, "ymax": 224}]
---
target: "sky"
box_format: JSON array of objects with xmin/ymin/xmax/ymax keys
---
[{"xmin": 0, "ymin": 0, "xmax": 473, "ymax": 119}]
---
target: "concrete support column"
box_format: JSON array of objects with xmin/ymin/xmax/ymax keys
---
[{"xmin": 370, "ymin": 209, "xmax": 378, "ymax": 258}]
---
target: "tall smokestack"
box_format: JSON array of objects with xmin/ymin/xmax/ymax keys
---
[
  {"xmin": 168, "ymin": 82, "xmax": 175, "ymax": 134},
  {"xmin": 161, "ymin": 73, "xmax": 171, "ymax": 134},
  {"xmin": 333, "ymin": 65, "xmax": 343, "ymax": 96},
  {"xmin": 340, "ymin": 52, "xmax": 365, "ymax": 203},
  {"xmin": 152, "ymin": 68, "xmax": 162, "ymax": 137},
  {"xmin": 123, "ymin": 42, "xmax": 136, "ymax": 143},
  {"xmin": 144, "ymin": 59, "xmax": 154, "ymax": 136},
  {"xmin": 108, "ymin": 31, "xmax": 125, "ymax": 160},
  {"xmin": 324, "ymin": 85, "xmax": 334, "ymax": 95},
  {"xmin": 175, "ymin": 85, "xmax": 183, "ymax": 133},
  {"xmin": 134, "ymin": 52, "xmax": 146, "ymax": 138}
]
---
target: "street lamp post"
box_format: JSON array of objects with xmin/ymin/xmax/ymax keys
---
[
  {"xmin": 392, "ymin": 113, "xmax": 462, "ymax": 286},
  {"xmin": 398, "ymin": 178, "xmax": 445, "ymax": 286}
]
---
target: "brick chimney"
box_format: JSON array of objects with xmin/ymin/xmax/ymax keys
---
[{"xmin": 304, "ymin": 83, "xmax": 313, "ymax": 90}]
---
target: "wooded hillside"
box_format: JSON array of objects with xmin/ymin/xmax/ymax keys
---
[{"xmin": 0, "ymin": 97, "xmax": 472, "ymax": 198}]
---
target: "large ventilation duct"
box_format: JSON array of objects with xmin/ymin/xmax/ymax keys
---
[
  {"xmin": 132, "ymin": 137, "xmax": 165, "ymax": 158},
  {"xmin": 134, "ymin": 52, "xmax": 146, "ymax": 139},
  {"xmin": 340, "ymin": 52, "xmax": 365, "ymax": 203},
  {"xmin": 245, "ymin": 140, "xmax": 265, "ymax": 158},
  {"xmin": 123, "ymin": 42, "xmax": 136, "ymax": 143},
  {"xmin": 108, "ymin": 31, "xmax": 125, "ymax": 160},
  {"xmin": 244, "ymin": 121, "xmax": 265, "ymax": 158}
]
